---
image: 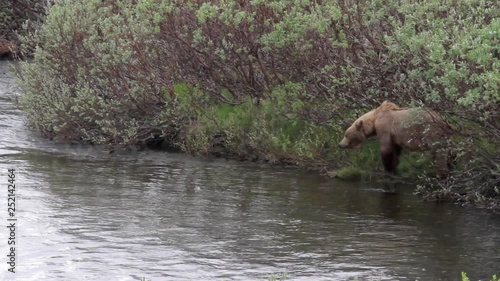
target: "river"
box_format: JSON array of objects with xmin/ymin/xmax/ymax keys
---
[{"xmin": 0, "ymin": 60, "xmax": 499, "ymax": 281}]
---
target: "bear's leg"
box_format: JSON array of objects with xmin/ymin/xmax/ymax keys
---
[
  {"xmin": 392, "ymin": 145, "xmax": 402, "ymax": 170},
  {"xmin": 381, "ymin": 152, "xmax": 394, "ymax": 173},
  {"xmin": 380, "ymin": 143, "xmax": 400, "ymax": 174}
]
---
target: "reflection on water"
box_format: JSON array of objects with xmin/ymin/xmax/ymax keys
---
[{"xmin": 1, "ymin": 60, "xmax": 499, "ymax": 281}]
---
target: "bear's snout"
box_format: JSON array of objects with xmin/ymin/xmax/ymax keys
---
[{"xmin": 338, "ymin": 138, "xmax": 349, "ymax": 148}]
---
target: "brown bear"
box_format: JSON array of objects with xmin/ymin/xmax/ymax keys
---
[
  {"xmin": 0, "ymin": 39, "xmax": 18, "ymax": 59},
  {"xmin": 339, "ymin": 101, "xmax": 454, "ymax": 178}
]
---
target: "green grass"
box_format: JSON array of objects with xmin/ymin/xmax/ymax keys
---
[
  {"xmin": 462, "ymin": 272, "xmax": 498, "ymax": 281},
  {"xmin": 335, "ymin": 166, "xmax": 368, "ymax": 181},
  {"xmin": 335, "ymin": 138, "xmax": 435, "ymax": 181},
  {"xmin": 268, "ymin": 273, "xmax": 287, "ymax": 281}
]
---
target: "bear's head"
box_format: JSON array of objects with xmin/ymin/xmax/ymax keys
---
[{"xmin": 338, "ymin": 111, "xmax": 376, "ymax": 149}]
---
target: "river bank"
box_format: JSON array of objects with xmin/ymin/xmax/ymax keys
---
[
  {"xmin": 12, "ymin": 0, "xmax": 500, "ymax": 208},
  {"xmin": 2, "ymin": 58, "xmax": 500, "ymax": 280}
]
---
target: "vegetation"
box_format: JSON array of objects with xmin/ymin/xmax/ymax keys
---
[
  {"xmin": 267, "ymin": 273, "xmax": 287, "ymax": 281},
  {"xmin": 0, "ymin": 0, "xmax": 46, "ymax": 51},
  {"xmin": 16, "ymin": 0, "xmax": 500, "ymax": 207},
  {"xmin": 462, "ymin": 272, "xmax": 498, "ymax": 281}
]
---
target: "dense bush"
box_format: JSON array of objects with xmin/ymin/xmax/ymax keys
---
[
  {"xmin": 0, "ymin": 0, "xmax": 46, "ymax": 44},
  {"xmin": 18, "ymin": 0, "xmax": 500, "ymax": 205},
  {"xmin": 19, "ymin": 0, "xmax": 186, "ymax": 146}
]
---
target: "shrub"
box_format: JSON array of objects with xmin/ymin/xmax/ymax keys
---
[
  {"xmin": 181, "ymin": 82, "xmax": 341, "ymax": 166},
  {"xmin": 0, "ymin": 0, "xmax": 46, "ymax": 49},
  {"xmin": 18, "ymin": 0, "xmax": 500, "ymax": 205},
  {"xmin": 18, "ymin": 0, "xmax": 187, "ymax": 147}
]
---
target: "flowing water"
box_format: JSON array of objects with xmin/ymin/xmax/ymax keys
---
[{"xmin": 0, "ymin": 60, "xmax": 499, "ymax": 281}]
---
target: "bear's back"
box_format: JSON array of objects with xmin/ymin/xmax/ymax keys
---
[{"xmin": 376, "ymin": 108, "xmax": 451, "ymax": 150}]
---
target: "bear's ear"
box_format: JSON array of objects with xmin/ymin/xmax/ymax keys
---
[{"xmin": 355, "ymin": 119, "xmax": 363, "ymax": 130}]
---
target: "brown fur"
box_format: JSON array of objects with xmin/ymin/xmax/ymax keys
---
[
  {"xmin": 0, "ymin": 39, "xmax": 18, "ymax": 58},
  {"xmin": 339, "ymin": 101, "xmax": 454, "ymax": 178}
]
